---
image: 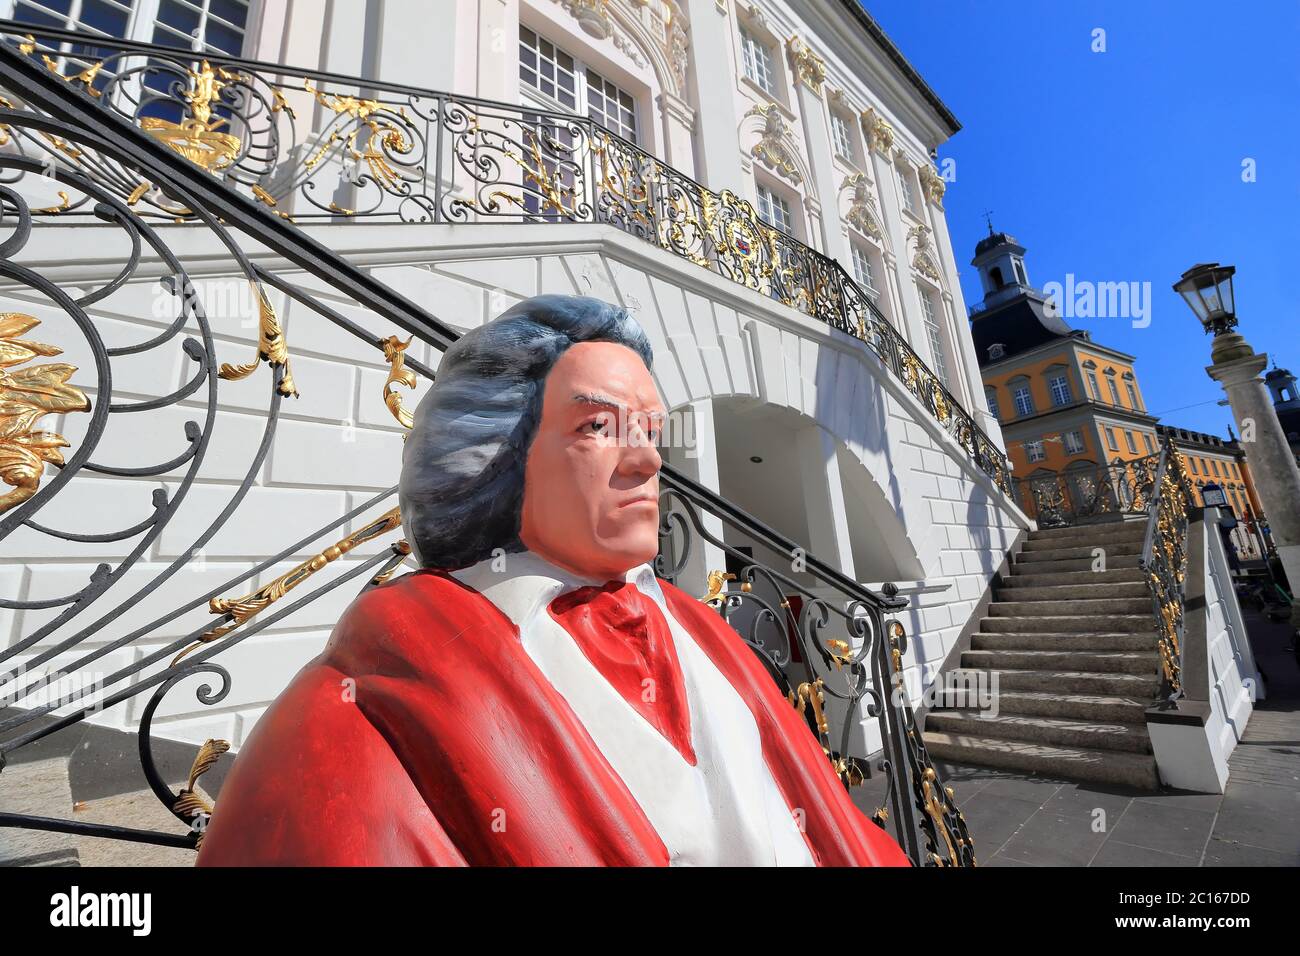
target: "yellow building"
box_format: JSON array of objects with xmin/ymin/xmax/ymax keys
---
[{"xmin": 968, "ymin": 231, "xmax": 1160, "ymax": 517}]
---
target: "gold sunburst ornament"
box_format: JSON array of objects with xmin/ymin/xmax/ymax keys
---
[{"xmin": 0, "ymin": 313, "xmax": 91, "ymax": 514}]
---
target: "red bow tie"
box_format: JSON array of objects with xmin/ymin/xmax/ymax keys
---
[{"xmin": 548, "ymin": 581, "xmax": 697, "ymax": 766}]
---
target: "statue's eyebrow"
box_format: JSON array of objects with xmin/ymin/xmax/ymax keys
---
[{"xmin": 571, "ymin": 392, "xmax": 666, "ymax": 420}]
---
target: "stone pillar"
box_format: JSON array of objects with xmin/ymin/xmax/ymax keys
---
[
  {"xmin": 684, "ymin": 0, "xmax": 744, "ymax": 192},
  {"xmin": 1206, "ymin": 331, "xmax": 1300, "ymax": 625},
  {"xmin": 657, "ymin": 91, "xmax": 698, "ymax": 178},
  {"xmin": 666, "ymin": 399, "xmax": 728, "ymax": 595},
  {"xmin": 795, "ymin": 424, "xmax": 856, "ymax": 578},
  {"xmin": 787, "ymin": 38, "xmax": 845, "ymax": 265}
]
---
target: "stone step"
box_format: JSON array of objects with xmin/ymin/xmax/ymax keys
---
[
  {"xmin": 950, "ymin": 667, "xmax": 1162, "ymax": 697},
  {"xmin": 994, "ymin": 582, "xmax": 1150, "ymax": 601},
  {"xmin": 987, "ymin": 690, "xmax": 1151, "ymax": 723},
  {"xmin": 1009, "ymin": 554, "xmax": 1143, "ymax": 573},
  {"xmin": 1026, "ymin": 520, "xmax": 1148, "ymax": 543},
  {"xmin": 1024, "ymin": 530, "xmax": 1149, "ymax": 554},
  {"xmin": 961, "ymin": 648, "xmax": 1158, "ymax": 676},
  {"xmin": 1003, "ymin": 567, "xmax": 1147, "ymax": 587},
  {"xmin": 1017, "ymin": 541, "xmax": 1143, "ymax": 562},
  {"xmin": 988, "ymin": 597, "xmax": 1151, "ymax": 617},
  {"xmin": 971, "ymin": 631, "xmax": 1157, "ymax": 653},
  {"xmin": 981, "ymin": 614, "xmax": 1154, "ymax": 634},
  {"xmin": 925, "ymin": 710, "xmax": 1152, "ymax": 754},
  {"xmin": 922, "ymin": 731, "xmax": 1160, "ymax": 790}
]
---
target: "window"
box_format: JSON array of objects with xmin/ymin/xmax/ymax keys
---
[
  {"xmin": 520, "ymin": 29, "xmax": 639, "ymax": 144},
  {"xmin": 1048, "ymin": 373, "xmax": 1072, "ymax": 407},
  {"xmin": 917, "ymin": 288, "xmax": 949, "ymax": 386},
  {"xmin": 585, "ymin": 69, "xmax": 638, "ymax": 143},
  {"xmin": 1125, "ymin": 430, "xmax": 1138, "ymax": 454},
  {"xmin": 520, "ymin": 27, "xmax": 578, "ymax": 110},
  {"xmin": 850, "ymin": 243, "xmax": 877, "ymax": 297},
  {"xmin": 1125, "ymin": 380, "xmax": 1141, "ymax": 410},
  {"xmin": 1064, "ymin": 430, "xmax": 1085, "ymax": 455},
  {"xmin": 739, "ymin": 25, "xmax": 776, "ymax": 97},
  {"xmin": 13, "ymin": 0, "xmax": 250, "ymax": 80},
  {"xmin": 1025, "ymin": 440, "xmax": 1046, "ymax": 463},
  {"xmin": 898, "ymin": 167, "xmax": 917, "ymax": 213},
  {"xmin": 1085, "ymin": 369, "xmax": 1101, "ymax": 400},
  {"xmin": 1211, "ymin": 459, "xmax": 1221, "ymax": 477},
  {"xmin": 985, "ymin": 387, "xmax": 1001, "ymax": 422},
  {"xmin": 1106, "ymin": 427, "xmax": 1119, "ymax": 452},
  {"xmin": 1188, "ymin": 457, "xmax": 1199, "ymax": 475},
  {"xmin": 1012, "ymin": 383, "xmax": 1034, "ymax": 417},
  {"xmin": 1107, "ymin": 376, "xmax": 1122, "ymax": 406},
  {"xmin": 1014, "ymin": 259, "xmax": 1028, "ymax": 285},
  {"xmin": 830, "ymin": 111, "xmax": 854, "ymax": 161},
  {"xmin": 755, "ymin": 182, "xmax": 793, "ymax": 235},
  {"xmin": 1142, "ymin": 432, "xmax": 1155, "ymax": 454},
  {"xmin": 988, "ymin": 343, "xmax": 1006, "ymax": 361},
  {"xmin": 153, "ymin": 0, "xmax": 249, "ymax": 54}
]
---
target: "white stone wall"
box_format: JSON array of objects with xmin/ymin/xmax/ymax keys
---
[{"xmin": 2, "ymin": 220, "xmax": 1025, "ymax": 756}]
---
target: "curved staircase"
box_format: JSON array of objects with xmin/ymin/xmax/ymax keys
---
[{"xmin": 923, "ymin": 519, "xmax": 1162, "ymax": 790}]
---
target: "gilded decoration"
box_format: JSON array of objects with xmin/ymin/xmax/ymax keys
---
[
  {"xmin": 0, "ymin": 313, "xmax": 91, "ymax": 514},
  {"xmin": 919, "ymin": 163, "xmax": 946, "ymax": 209},
  {"xmin": 861, "ymin": 107, "xmax": 895, "ymax": 154},
  {"xmin": 744, "ymin": 103, "xmax": 803, "ymax": 184},
  {"xmin": 841, "ymin": 173, "xmax": 882, "ymax": 241},
  {"xmin": 786, "ymin": 35, "xmax": 826, "ymax": 95},
  {"xmin": 140, "ymin": 60, "xmax": 243, "ymax": 173}
]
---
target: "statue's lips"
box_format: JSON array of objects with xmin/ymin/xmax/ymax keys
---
[{"xmin": 617, "ymin": 495, "xmax": 658, "ymax": 509}]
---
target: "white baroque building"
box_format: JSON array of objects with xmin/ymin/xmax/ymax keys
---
[{"xmin": 0, "ymin": 0, "xmax": 1027, "ymax": 774}]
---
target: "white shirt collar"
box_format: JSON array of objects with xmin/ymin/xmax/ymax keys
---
[{"xmin": 451, "ymin": 551, "xmax": 663, "ymax": 628}]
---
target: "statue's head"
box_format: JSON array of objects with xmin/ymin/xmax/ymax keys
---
[{"xmin": 399, "ymin": 293, "xmax": 663, "ymax": 581}]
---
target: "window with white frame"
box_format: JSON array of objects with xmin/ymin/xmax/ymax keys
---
[
  {"xmin": 985, "ymin": 387, "xmax": 1001, "ymax": 421},
  {"xmin": 585, "ymin": 68, "xmax": 638, "ymax": 143},
  {"xmin": 519, "ymin": 26, "xmax": 579, "ymax": 111},
  {"xmin": 1125, "ymin": 430, "xmax": 1138, "ymax": 454},
  {"xmin": 519, "ymin": 27, "xmax": 639, "ymax": 145},
  {"xmin": 898, "ymin": 165, "xmax": 917, "ymax": 213},
  {"xmin": 917, "ymin": 286, "xmax": 949, "ymax": 385},
  {"xmin": 755, "ymin": 182, "xmax": 793, "ymax": 235},
  {"xmin": 739, "ymin": 25, "xmax": 776, "ymax": 97},
  {"xmin": 1188, "ymin": 456, "xmax": 1199, "ymax": 475},
  {"xmin": 1063, "ymin": 430, "xmax": 1085, "ymax": 455},
  {"xmin": 1125, "ymin": 380, "xmax": 1141, "ymax": 410},
  {"xmin": 1011, "ymin": 382, "xmax": 1034, "ymax": 417},
  {"xmin": 1085, "ymin": 368, "xmax": 1101, "ymax": 400},
  {"xmin": 1106, "ymin": 427, "xmax": 1119, "ymax": 452},
  {"xmin": 850, "ymin": 242, "xmax": 877, "ymax": 297},
  {"xmin": 1106, "ymin": 374, "xmax": 1122, "ymax": 406},
  {"xmin": 1142, "ymin": 432, "xmax": 1155, "ymax": 454},
  {"xmin": 1048, "ymin": 373, "xmax": 1072, "ymax": 407},
  {"xmin": 1025, "ymin": 440, "xmax": 1046, "ymax": 463},
  {"xmin": 10, "ymin": 0, "xmax": 251, "ymax": 67},
  {"xmin": 830, "ymin": 111, "xmax": 854, "ymax": 161}
]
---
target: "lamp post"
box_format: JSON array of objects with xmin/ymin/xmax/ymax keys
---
[{"xmin": 1177, "ymin": 263, "xmax": 1300, "ymax": 625}]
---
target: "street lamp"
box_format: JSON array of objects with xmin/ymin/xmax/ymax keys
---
[
  {"xmin": 1200, "ymin": 482, "xmax": 1228, "ymax": 508},
  {"xmin": 1179, "ymin": 262, "xmax": 1300, "ymax": 626},
  {"xmin": 1173, "ymin": 263, "xmax": 1237, "ymax": 335}
]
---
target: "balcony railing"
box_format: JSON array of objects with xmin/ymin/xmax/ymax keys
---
[
  {"xmin": 0, "ymin": 30, "xmax": 976, "ymax": 865},
  {"xmin": 0, "ymin": 21, "xmax": 1014, "ymax": 499},
  {"xmin": 1139, "ymin": 440, "xmax": 1194, "ymax": 696},
  {"xmin": 1014, "ymin": 453, "xmax": 1160, "ymax": 528}
]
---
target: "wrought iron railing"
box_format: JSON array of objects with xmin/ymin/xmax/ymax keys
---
[
  {"xmin": 0, "ymin": 21, "xmax": 1013, "ymax": 500},
  {"xmin": 1014, "ymin": 453, "xmax": 1160, "ymax": 529},
  {"xmin": 1139, "ymin": 440, "xmax": 1194, "ymax": 697},
  {"xmin": 0, "ymin": 32, "xmax": 975, "ymax": 865}
]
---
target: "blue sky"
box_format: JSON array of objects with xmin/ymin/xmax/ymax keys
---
[{"xmin": 864, "ymin": 0, "xmax": 1300, "ymax": 436}]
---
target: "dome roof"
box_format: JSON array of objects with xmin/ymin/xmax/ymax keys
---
[{"xmin": 974, "ymin": 231, "xmax": 1019, "ymax": 257}]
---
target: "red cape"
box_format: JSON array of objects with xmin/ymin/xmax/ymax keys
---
[{"xmin": 196, "ymin": 570, "xmax": 910, "ymax": 867}]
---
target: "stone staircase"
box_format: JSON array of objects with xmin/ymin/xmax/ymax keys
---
[{"xmin": 923, "ymin": 519, "xmax": 1163, "ymax": 790}]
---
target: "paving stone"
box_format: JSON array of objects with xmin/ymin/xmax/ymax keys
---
[
  {"xmin": 997, "ymin": 809, "xmax": 1109, "ymax": 867},
  {"xmin": 1090, "ymin": 839, "xmax": 1191, "ymax": 867},
  {"xmin": 1104, "ymin": 800, "xmax": 1216, "ymax": 860},
  {"xmin": 1201, "ymin": 837, "xmax": 1300, "ymax": 867}
]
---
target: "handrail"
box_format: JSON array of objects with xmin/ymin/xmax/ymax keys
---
[
  {"xmin": 1138, "ymin": 438, "xmax": 1193, "ymax": 697},
  {"xmin": 0, "ymin": 21, "xmax": 1014, "ymax": 500}
]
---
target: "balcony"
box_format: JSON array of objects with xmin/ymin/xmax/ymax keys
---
[{"xmin": 0, "ymin": 21, "xmax": 1013, "ymax": 499}]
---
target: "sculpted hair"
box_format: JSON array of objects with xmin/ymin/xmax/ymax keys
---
[{"xmin": 399, "ymin": 293, "xmax": 654, "ymax": 570}]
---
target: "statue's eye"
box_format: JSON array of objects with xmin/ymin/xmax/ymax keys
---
[{"xmin": 582, "ymin": 417, "xmax": 609, "ymax": 435}]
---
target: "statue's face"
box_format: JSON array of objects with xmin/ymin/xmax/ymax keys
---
[{"xmin": 520, "ymin": 341, "xmax": 664, "ymax": 581}]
